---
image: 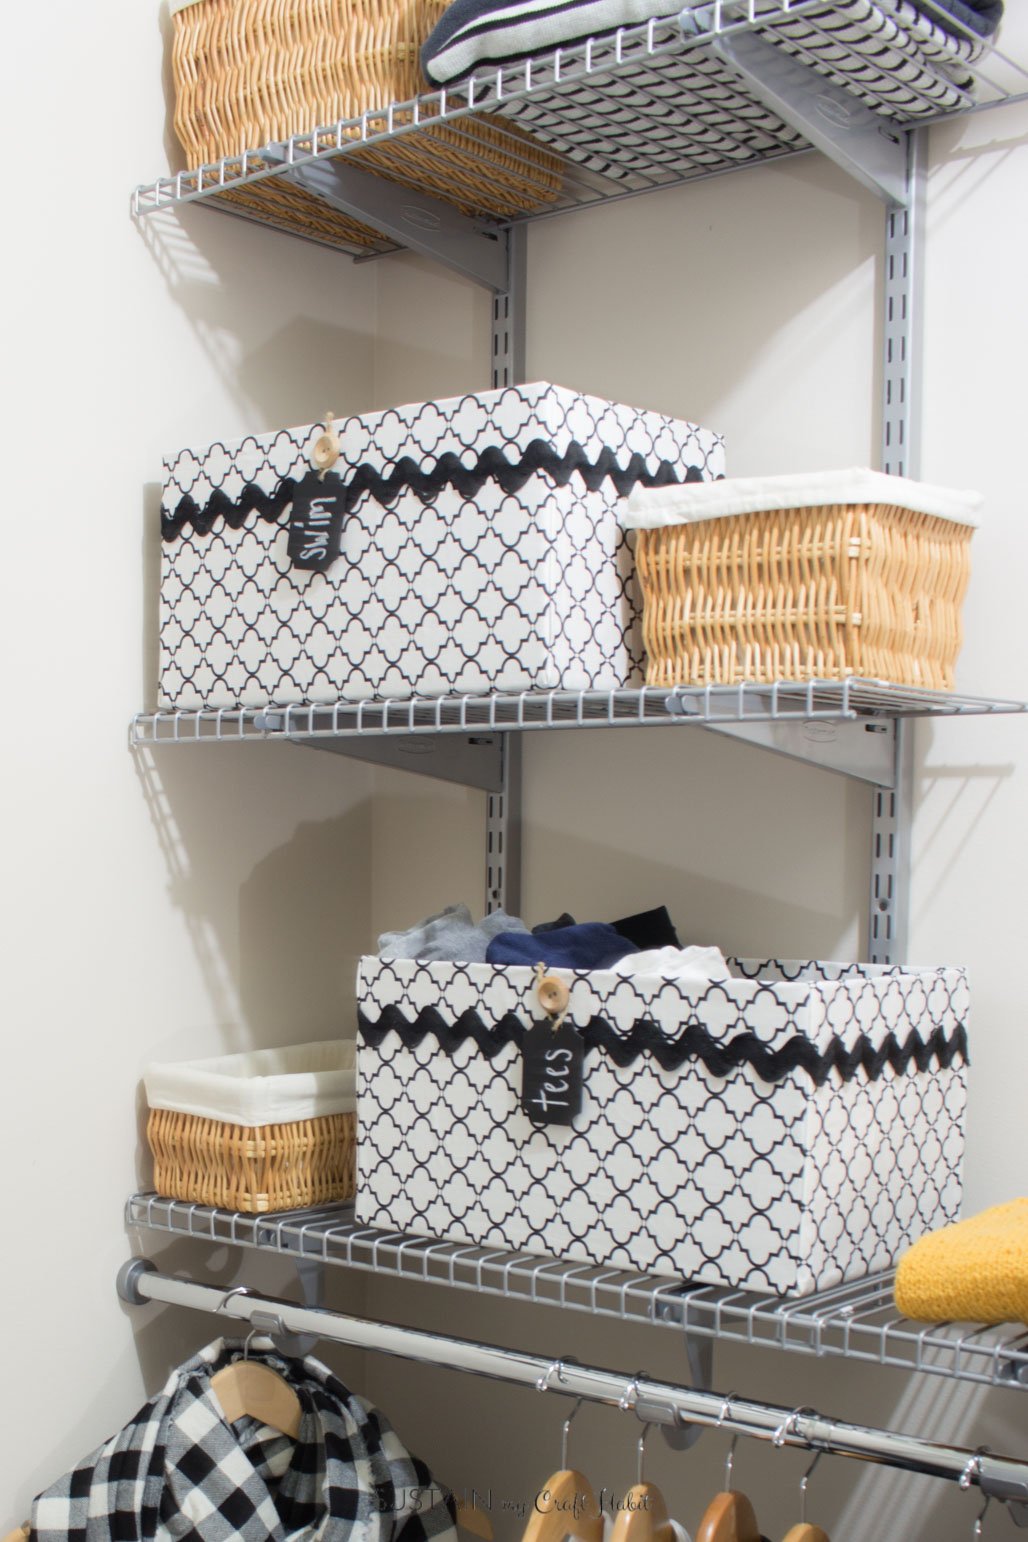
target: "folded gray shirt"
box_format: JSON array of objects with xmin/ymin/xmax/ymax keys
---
[{"xmin": 378, "ymin": 904, "xmax": 530, "ymax": 963}]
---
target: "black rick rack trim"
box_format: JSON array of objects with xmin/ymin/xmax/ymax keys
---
[
  {"xmin": 357, "ymin": 1005, "xmax": 969, "ymax": 1088},
  {"xmin": 161, "ymin": 441, "xmax": 708, "ymax": 541}
]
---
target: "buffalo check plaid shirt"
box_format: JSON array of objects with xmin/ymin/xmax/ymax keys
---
[{"xmin": 31, "ymin": 1339, "xmax": 460, "ymax": 1542}]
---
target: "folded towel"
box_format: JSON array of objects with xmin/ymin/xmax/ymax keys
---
[
  {"xmin": 487, "ymin": 922, "xmax": 638, "ymax": 970},
  {"xmin": 421, "ymin": 0, "xmax": 679, "ymax": 84},
  {"xmin": 919, "ymin": 0, "xmax": 1003, "ymax": 38},
  {"xmin": 894, "ymin": 1200, "xmax": 1028, "ymax": 1325},
  {"xmin": 421, "ymin": 0, "xmax": 1002, "ymax": 89}
]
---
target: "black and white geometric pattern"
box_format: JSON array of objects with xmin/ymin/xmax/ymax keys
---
[
  {"xmin": 32, "ymin": 1336, "xmax": 459, "ymax": 1542},
  {"xmin": 355, "ymin": 956, "xmax": 968, "ymax": 1296},
  {"xmin": 159, "ymin": 384, "xmax": 724, "ymax": 711},
  {"xmin": 489, "ymin": 2, "xmax": 992, "ymax": 186},
  {"xmin": 500, "ymin": 50, "xmax": 807, "ymax": 184}
]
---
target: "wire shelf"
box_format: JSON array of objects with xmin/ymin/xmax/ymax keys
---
[
  {"xmin": 132, "ymin": 0, "xmax": 1028, "ymax": 254},
  {"xmin": 131, "ymin": 680, "xmax": 1027, "ymax": 747},
  {"xmin": 127, "ymin": 1193, "xmax": 1028, "ymax": 1391}
]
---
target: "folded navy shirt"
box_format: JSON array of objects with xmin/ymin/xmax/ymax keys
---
[
  {"xmin": 611, "ymin": 905, "xmax": 679, "ymax": 951},
  {"xmin": 487, "ymin": 921, "xmax": 638, "ymax": 970}
]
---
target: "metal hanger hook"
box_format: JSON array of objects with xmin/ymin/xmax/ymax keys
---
[
  {"xmin": 536, "ymin": 1358, "xmax": 565, "ymax": 1394},
  {"xmin": 216, "ymin": 1284, "xmax": 257, "ymax": 1355},
  {"xmin": 959, "ymin": 1449, "xmax": 990, "ymax": 1493},
  {"xmin": 216, "ymin": 1284, "xmax": 256, "ymax": 1314},
  {"xmin": 773, "ymin": 1405, "xmax": 815, "ymax": 1450},
  {"xmin": 799, "ymin": 1450, "xmax": 823, "ymax": 1525},
  {"xmin": 715, "ymin": 1391, "xmax": 739, "ymax": 1490},
  {"xmin": 561, "ymin": 1398, "xmax": 586, "ymax": 1470},
  {"xmin": 618, "ymin": 1370, "xmax": 645, "ymax": 1414},
  {"xmin": 636, "ymin": 1423, "xmax": 657, "ymax": 1485}
]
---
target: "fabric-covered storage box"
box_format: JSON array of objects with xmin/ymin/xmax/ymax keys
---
[
  {"xmin": 159, "ymin": 383, "xmax": 724, "ymax": 710},
  {"xmin": 355, "ymin": 956, "xmax": 968, "ymax": 1294},
  {"xmin": 623, "ymin": 468, "xmax": 980, "ymax": 690},
  {"xmin": 145, "ymin": 1041, "xmax": 357, "ymax": 1213}
]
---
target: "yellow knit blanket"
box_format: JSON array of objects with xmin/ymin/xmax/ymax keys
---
[{"xmin": 895, "ymin": 1199, "xmax": 1028, "ymax": 1324}]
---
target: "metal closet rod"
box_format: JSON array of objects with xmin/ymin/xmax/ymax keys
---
[{"xmin": 119, "ymin": 1260, "xmax": 1028, "ymax": 1512}]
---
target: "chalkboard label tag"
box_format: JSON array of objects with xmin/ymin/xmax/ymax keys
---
[
  {"xmin": 287, "ymin": 470, "xmax": 347, "ymax": 572},
  {"xmin": 521, "ymin": 1020, "xmax": 584, "ymax": 1127}
]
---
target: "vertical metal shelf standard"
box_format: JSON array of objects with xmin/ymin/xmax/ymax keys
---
[{"xmin": 475, "ymin": 100, "xmax": 929, "ymax": 949}]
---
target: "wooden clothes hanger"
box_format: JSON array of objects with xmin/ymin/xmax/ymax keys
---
[
  {"xmin": 210, "ymin": 1293, "xmax": 302, "ymax": 1439},
  {"xmin": 210, "ymin": 1352, "xmax": 303, "ymax": 1437},
  {"xmin": 694, "ymin": 1400, "xmax": 762, "ymax": 1542},
  {"xmin": 694, "ymin": 1490, "xmax": 761, "ymax": 1542},
  {"xmin": 779, "ymin": 1447, "xmax": 830, "ymax": 1542},
  {"xmin": 520, "ymin": 1385, "xmax": 603, "ymax": 1542},
  {"xmin": 522, "ymin": 1471, "xmax": 603, "ymax": 1542},
  {"xmin": 609, "ymin": 1425, "xmax": 676, "ymax": 1542},
  {"xmin": 452, "ymin": 1497, "xmax": 494, "ymax": 1541}
]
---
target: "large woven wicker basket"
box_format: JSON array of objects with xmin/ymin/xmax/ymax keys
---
[
  {"xmin": 145, "ymin": 1040, "xmax": 356, "ymax": 1214},
  {"xmin": 623, "ymin": 470, "xmax": 981, "ymax": 691},
  {"xmin": 169, "ymin": 0, "xmax": 563, "ymax": 248}
]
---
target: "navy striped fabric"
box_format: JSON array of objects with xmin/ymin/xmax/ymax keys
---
[{"xmin": 421, "ymin": 0, "xmax": 1002, "ymax": 95}]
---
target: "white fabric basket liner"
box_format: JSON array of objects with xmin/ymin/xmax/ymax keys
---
[
  {"xmin": 622, "ymin": 468, "xmax": 983, "ymax": 529},
  {"xmin": 145, "ymin": 1040, "xmax": 356, "ymax": 1126}
]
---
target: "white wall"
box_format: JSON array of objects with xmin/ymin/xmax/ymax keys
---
[
  {"xmin": 0, "ymin": 2, "xmax": 381, "ymax": 1513},
  {"xmin": 2, "ymin": 5, "xmax": 1027, "ymax": 1539}
]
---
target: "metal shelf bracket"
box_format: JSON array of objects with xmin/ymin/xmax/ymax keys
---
[
  {"xmin": 270, "ymin": 725, "xmax": 507, "ymax": 794},
  {"xmin": 705, "ymin": 21, "xmax": 909, "ymax": 206},
  {"xmin": 694, "ymin": 716, "xmax": 896, "ymax": 787},
  {"xmin": 261, "ymin": 143, "xmax": 510, "ymax": 291},
  {"xmin": 655, "ymin": 1295, "xmax": 714, "ymax": 1451}
]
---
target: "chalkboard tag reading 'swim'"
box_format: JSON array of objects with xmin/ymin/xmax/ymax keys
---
[
  {"xmin": 287, "ymin": 470, "xmax": 347, "ymax": 572},
  {"xmin": 521, "ymin": 1020, "xmax": 584, "ymax": 1127}
]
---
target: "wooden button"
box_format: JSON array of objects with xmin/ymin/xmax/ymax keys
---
[
  {"xmin": 312, "ymin": 431, "xmax": 339, "ymax": 471},
  {"xmin": 537, "ymin": 975, "xmax": 570, "ymax": 1016}
]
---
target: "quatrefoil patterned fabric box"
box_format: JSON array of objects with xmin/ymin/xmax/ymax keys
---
[
  {"xmin": 355, "ymin": 956, "xmax": 968, "ymax": 1296},
  {"xmin": 158, "ymin": 383, "xmax": 724, "ymax": 710}
]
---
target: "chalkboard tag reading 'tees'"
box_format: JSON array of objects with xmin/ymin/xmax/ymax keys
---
[
  {"xmin": 521, "ymin": 1020, "xmax": 584, "ymax": 1127},
  {"xmin": 287, "ymin": 470, "xmax": 347, "ymax": 572}
]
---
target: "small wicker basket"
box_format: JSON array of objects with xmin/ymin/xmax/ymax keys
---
[
  {"xmin": 624, "ymin": 470, "xmax": 981, "ymax": 691},
  {"xmin": 145, "ymin": 1040, "xmax": 356, "ymax": 1214},
  {"xmin": 169, "ymin": 0, "xmax": 563, "ymax": 247}
]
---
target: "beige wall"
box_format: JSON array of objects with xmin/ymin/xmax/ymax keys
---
[{"xmin": 2, "ymin": 4, "xmax": 1027, "ymax": 1539}]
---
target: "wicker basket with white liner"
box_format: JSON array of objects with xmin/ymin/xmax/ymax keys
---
[
  {"xmin": 145, "ymin": 1041, "xmax": 356, "ymax": 1213},
  {"xmin": 622, "ymin": 469, "xmax": 981, "ymax": 690}
]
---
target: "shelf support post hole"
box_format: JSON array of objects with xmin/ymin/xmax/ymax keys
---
[
  {"xmin": 487, "ymin": 734, "xmax": 522, "ymax": 916},
  {"xmin": 869, "ymin": 718, "xmax": 912, "ymax": 966}
]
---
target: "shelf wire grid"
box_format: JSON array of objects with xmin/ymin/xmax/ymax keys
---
[
  {"xmin": 132, "ymin": 0, "xmax": 1028, "ymax": 252},
  {"xmin": 127, "ymin": 1193, "xmax": 1028, "ymax": 1391},
  {"xmin": 131, "ymin": 680, "xmax": 1027, "ymax": 747}
]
